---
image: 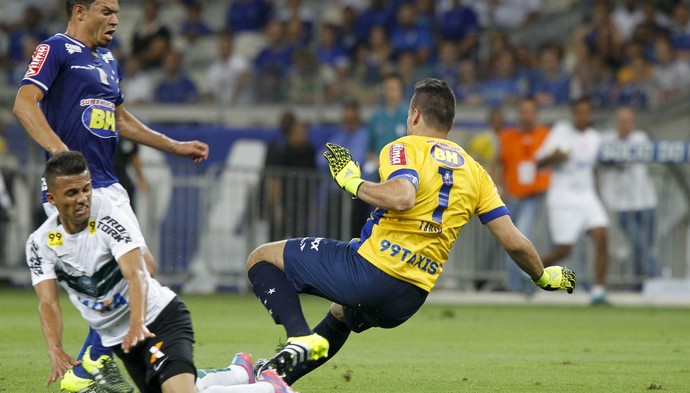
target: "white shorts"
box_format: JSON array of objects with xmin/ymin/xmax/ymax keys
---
[
  {"xmin": 547, "ymin": 197, "xmax": 609, "ymax": 245},
  {"xmin": 43, "ymin": 182, "xmax": 148, "ymax": 251}
]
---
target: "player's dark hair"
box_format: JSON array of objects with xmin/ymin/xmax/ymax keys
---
[
  {"xmin": 45, "ymin": 151, "xmax": 89, "ymax": 189},
  {"xmin": 410, "ymin": 78, "xmax": 456, "ymax": 132},
  {"xmin": 66, "ymin": 0, "xmax": 97, "ymax": 18}
]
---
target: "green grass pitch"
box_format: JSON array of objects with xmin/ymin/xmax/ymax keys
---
[{"xmin": 1, "ymin": 288, "xmax": 689, "ymax": 392}]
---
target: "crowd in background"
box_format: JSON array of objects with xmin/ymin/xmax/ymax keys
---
[{"xmin": 1, "ymin": 0, "xmax": 690, "ymax": 109}]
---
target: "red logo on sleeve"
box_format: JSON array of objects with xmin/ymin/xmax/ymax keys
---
[
  {"xmin": 25, "ymin": 44, "xmax": 50, "ymax": 77},
  {"xmin": 389, "ymin": 143, "xmax": 407, "ymax": 165}
]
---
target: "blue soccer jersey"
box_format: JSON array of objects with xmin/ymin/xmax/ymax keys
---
[{"xmin": 21, "ymin": 33, "xmax": 124, "ymax": 189}]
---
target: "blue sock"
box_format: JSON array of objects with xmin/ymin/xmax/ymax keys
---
[
  {"xmin": 73, "ymin": 328, "xmax": 96, "ymax": 379},
  {"xmin": 88, "ymin": 328, "xmax": 113, "ymax": 359},
  {"xmin": 248, "ymin": 261, "xmax": 311, "ymax": 337},
  {"xmin": 283, "ymin": 312, "xmax": 351, "ymax": 385}
]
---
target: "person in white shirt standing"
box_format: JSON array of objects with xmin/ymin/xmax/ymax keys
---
[
  {"xmin": 536, "ymin": 97, "xmax": 610, "ymax": 305},
  {"xmin": 206, "ymin": 32, "xmax": 251, "ymax": 106},
  {"xmin": 599, "ymin": 107, "xmax": 658, "ymax": 289}
]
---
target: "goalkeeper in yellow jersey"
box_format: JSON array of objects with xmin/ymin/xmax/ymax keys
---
[{"xmin": 246, "ymin": 78, "xmax": 576, "ymax": 384}]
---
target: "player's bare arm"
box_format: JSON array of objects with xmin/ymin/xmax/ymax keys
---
[
  {"xmin": 117, "ymin": 248, "xmax": 155, "ymax": 353},
  {"xmin": 13, "ymin": 85, "xmax": 68, "ymax": 155},
  {"xmin": 116, "ymin": 104, "xmax": 209, "ymax": 162},
  {"xmin": 356, "ymin": 177, "xmax": 416, "ymax": 211},
  {"xmin": 485, "ymin": 215, "xmax": 544, "ymax": 280},
  {"xmin": 34, "ymin": 279, "xmax": 80, "ymax": 385}
]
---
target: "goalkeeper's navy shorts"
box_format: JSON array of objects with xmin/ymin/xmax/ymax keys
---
[{"xmin": 283, "ymin": 237, "xmax": 428, "ymax": 333}]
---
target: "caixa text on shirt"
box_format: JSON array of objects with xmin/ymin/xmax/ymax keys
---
[
  {"xmin": 78, "ymin": 292, "xmax": 127, "ymax": 313},
  {"xmin": 379, "ymin": 239, "xmax": 439, "ymax": 275},
  {"xmin": 98, "ymin": 216, "xmax": 132, "ymax": 243}
]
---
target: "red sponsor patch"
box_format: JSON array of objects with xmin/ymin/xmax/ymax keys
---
[
  {"xmin": 389, "ymin": 143, "xmax": 407, "ymax": 165},
  {"xmin": 25, "ymin": 44, "xmax": 50, "ymax": 77}
]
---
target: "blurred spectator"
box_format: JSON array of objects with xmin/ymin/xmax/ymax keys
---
[
  {"xmin": 615, "ymin": 56, "xmax": 655, "ymax": 108},
  {"xmin": 114, "ymin": 140, "xmax": 147, "ymax": 213},
  {"xmin": 226, "ymin": 0, "xmax": 273, "ymax": 33},
  {"xmin": 415, "ymin": 0, "xmax": 437, "ymax": 30},
  {"xmin": 264, "ymin": 112, "xmax": 317, "ymax": 240},
  {"xmin": 530, "ymin": 44, "xmax": 571, "ymax": 106},
  {"xmin": 366, "ymin": 72, "xmax": 408, "ymax": 174},
  {"xmin": 277, "ymin": 0, "xmax": 314, "ymax": 46},
  {"xmin": 344, "ymin": 43, "xmax": 381, "ymax": 105},
  {"xmin": 454, "ymin": 59, "xmax": 484, "ymax": 105},
  {"xmin": 366, "ymin": 24, "xmax": 394, "ymax": 74},
  {"xmin": 396, "ymin": 50, "xmax": 424, "ymax": 102},
  {"xmin": 599, "ymin": 107, "xmax": 658, "ymax": 287},
  {"xmin": 467, "ymin": 107, "xmax": 502, "ymax": 174},
  {"xmin": 6, "ymin": 5, "xmax": 49, "ymax": 76},
  {"xmin": 634, "ymin": 1, "xmax": 670, "ymax": 50},
  {"xmin": 390, "ymin": 2, "xmax": 434, "ymax": 63},
  {"xmin": 315, "ymin": 24, "xmax": 350, "ymax": 76},
  {"xmin": 440, "ymin": 0, "xmax": 480, "ymax": 59},
  {"xmin": 652, "ymin": 37, "xmax": 690, "ymax": 103},
  {"xmin": 355, "ymin": 0, "xmax": 396, "ymax": 43},
  {"xmin": 338, "ymin": 5, "xmax": 361, "ymax": 54},
  {"xmin": 155, "ymin": 51, "xmax": 200, "ymax": 103},
  {"xmin": 612, "ymin": 0, "xmax": 644, "ymax": 41},
  {"xmin": 287, "ymin": 48, "xmax": 320, "ymax": 104},
  {"xmin": 317, "ymin": 101, "xmax": 370, "ymax": 238},
  {"xmin": 490, "ymin": 0, "xmax": 542, "ymax": 29},
  {"xmin": 497, "ymin": 97, "xmax": 551, "ymax": 292},
  {"xmin": 485, "ymin": 30, "xmax": 511, "ymax": 74},
  {"xmin": 179, "ymin": 1, "xmax": 214, "ymax": 44},
  {"xmin": 131, "ymin": 0, "xmax": 172, "ymax": 70},
  {"xmin": 434, "ymin": 40, "xmax": 461, "ymax": 88},
  {"xmin": 206, "ymin": 32, "xmax": 251, "ymax": 106},
  {"xmin": 9, "ymin": 36, "xmax": 40, "ymax": 85},
  {"xmin": 121, "ymin": 57, "xmax": 154, "ymax": 104},
  {"xmin": 514, "ymin": 42, "xmax": 536, "ymax": 80},
  {"xmin": 577, "ymin": 1, "xmax": 624, "ymax": 69},
  {"xmin": 481, "ymin": 50, "xmax": 524, "ymax": 107},
  {"xmin": 668, "ymin": 3, "xmax": 690, "ymax": 60},
  {"xmin": 254, "ymin": 20, "xmax": 294, "ymax": 103},
  {"xmin": 536, "ymin": 97, "xmax": 610, "ymax": 305}
]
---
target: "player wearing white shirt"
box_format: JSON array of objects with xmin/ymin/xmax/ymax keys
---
[
  {"xmin": 599, "ymin": 107, "xmax": 658, "ymax": 285},
  {"xmin": 28, "ymin": 152, "xmax": 298, "ymax": 393},
  {"xmin": 536, "ymin": 97, "xmax": 610, "ymax": 305}
]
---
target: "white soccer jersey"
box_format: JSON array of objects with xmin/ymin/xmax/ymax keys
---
[
  {"xmin": 536, "ymin": 120, "xmax": 603, "ymax": 207},
  {"xmin": 26, "ymin": 194, "xmax": 175, "ymax": 347},
  {"xmin": 599, "ymin": 130, "xmax": 658, "ymax": 211}
]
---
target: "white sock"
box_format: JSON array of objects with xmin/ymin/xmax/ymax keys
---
[
  {"xmin": 202, "ymin": 382, "xmax": 275, "ymax": 393},
  {"xmin": 591, "ymin": 285, "xmax": 606, "ymax": 298},
  {"xmin": 196, "ymin": 366, "xmax": 250, "ymax": 391}
]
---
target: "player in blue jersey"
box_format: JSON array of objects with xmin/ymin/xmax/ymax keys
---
[
  {"xmin": 12, "ymin": 1, "xmax": 209, "ymax": 392},
  {"xmin": 246, "ymin": 78, "xmax": 577, "ymax": 385}
]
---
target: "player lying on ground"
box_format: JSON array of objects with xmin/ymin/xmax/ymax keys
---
[
  {"xmin": 28, "ymin": 152, "xmax": 294, "ymax": 393},
  {"xmin": 246, "ymin": 78, "xmax": 576, "ymax": 384}
]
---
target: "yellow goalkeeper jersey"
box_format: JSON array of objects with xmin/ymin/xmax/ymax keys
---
[{"xmin": 351, "ymin": 135, "xmax": 508, "ymax": 292}]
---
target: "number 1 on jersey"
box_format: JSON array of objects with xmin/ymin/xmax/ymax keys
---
[{"xmin": 432, "ymin": 168, "xmax": 454, "ymax": 224}]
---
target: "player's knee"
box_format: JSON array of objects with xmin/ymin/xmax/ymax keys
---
[
  {"xmin": 329, "ymin": 303, "xmax": 345, "ymax": 322},
  {"xmin": 246, "ymin": 241, "xmax": 286, "ymax": 271}
]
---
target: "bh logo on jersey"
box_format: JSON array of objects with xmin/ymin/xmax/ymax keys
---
[
  {"xmin": 81, "ymin": 99, "xmax": 117, "ymax": 138},
  {"xmin": 431, "ymin": 144, "xmax": 464, "ymax": 168}
]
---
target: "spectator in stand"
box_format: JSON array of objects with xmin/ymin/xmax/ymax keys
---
[
  {"xmin": 287, "ymin": 47, "xmax": 320, "ymax": 104},
  {"xmin": 179, "ymin": 1, "xmax": 214, "ymax": 44},
  {"xmin": 6, "ymin": 5, "xmax": 49, "ymax": 77},
  {"xmin": 114, "ymin": 140, "xmax": 147, "ymax": 213},
  {"xmin": 254, "ymin": 20, "xmax": 295, "ymax": 103},
  {"xmin": 434, "ymin": 40, "xmax": 462, "ymax": 88},
  {"xmin": 396, "ymin": 50, "xmax": 424, "ymax": 102},
  {"xmin": 615, "ymin": 54, "xmax": 655, "ymax": 108},
  {"xmin": 226, "ymin": 0, "xmax": 273, "ymax": 34},
  {"xmin": 490, "ymin": 0, "xmax": 542, "ymax": 29},
  {"xmin": 338, "ymin": 5, "xmax": 361, "ymax": 55},
  {"xmin": 530, "ymin": 44, "xmax": 571, "ymax": 106},
  {"xmin": 486, "ymin": 30, "xmax": 511, "ymax": 75},
  {"xmin": 497, "ymin": 97, "xmax": 551, "ymax": 292},
  {"xmin": 390, "ymin": 2, "xmax": 434, "ymax": 63},
  {"xmin": 652, "ymin": 36, "xmax": 690, "ymax": 103},
  {"xmin": 355, "ymin": 0, "xmax": 396, "ymax": 43},
  {"xmin": 455, "ymin": 59, "xmax": 484, "ymax": 105},
  {"xmin": 515, "ymin": 42, "xmax": 536, "ymax": 80},
  {"xmin": 366, "ymin": 24, "xmax": 394, "ymax": 75},
  {"xmin": 264, "ymin": 113, "xmax": 317, "ymax": 241},
  {"xmin": 577, "ymin": 1, "xmax": 624, "ymax": 70},
  {"xmin": 440, "ymin": 0, "xmax": 480, "ymax": 59},
  {"xmin": 154, "ymin": 51, "xmax": 200, "ymax": 103},
  {"xmin": 344, "ymin": 43, "xmax": 381, "ymax": 105},
  {"xmin": 571, "ymin": 54, "xmax": 616, "ymax": 108},
  {"xmin": 121, "ymin": 57, "xmax": 154, "ymax": 104},
  {"xmin": 612, "ymin": 0, "xmax": 644, "ymax": 41},
  {"xmin": 599, "ymin": 107, "xmax": 658, "ymax": 289},
  {"xmin": 415, "ymin": 0, "xmax": 437, "ymax": 30},
  {"xmin": 668, "ymin": 3, "xmax": 690, "ymax": 60},
  {"xmin": 366, "ymin": 72, "xmax": 408, "ymax": 175},
  {"xmin": 131, "ymin": 0, "xmax": 172, "ymax": 70},
  {"xmin": 206, "ymin": 32, "xmax": 251, "ymax": 106},
  {"xmin": 481, "ymin": 49, "xmax": 525, "ymax": 107},
  {"xmin": 315, "ymin": 23, "xmax": 350, "ymax": 78},
  {"xmin": 277, "ymin": 0, "xmax": 314, "ymax": 47}
]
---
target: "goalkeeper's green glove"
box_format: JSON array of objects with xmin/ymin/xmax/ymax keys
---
[
  {"xmin": 534, "ymin": 266, "xmax": 576, "ymax": 294},
  {"xmin": 323, "ymin": 143, "xmax": 365, "ymax": 196}
]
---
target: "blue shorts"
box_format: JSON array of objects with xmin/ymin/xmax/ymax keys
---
[{"xmin": 283, "ymin": 237, "xmax": 428, "ymax": 333}]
